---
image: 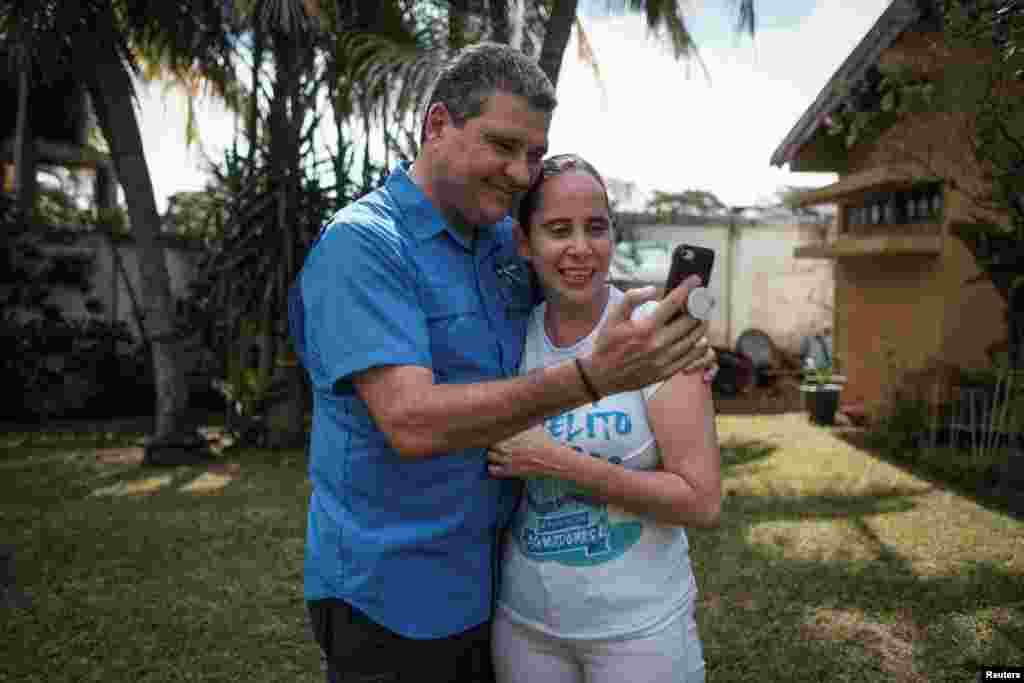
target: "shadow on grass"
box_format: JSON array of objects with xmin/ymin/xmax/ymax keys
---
[
  {"xmin": 832, "ymin": 427, "xmax": 1024, "ymax": 522},
  {"xmin": 691, "ymin": 475, "xmax": 1024, "ymax": 681},
  {"xmin": 720, "ymin": 438, "xmax": 778, "ymax": 472}
]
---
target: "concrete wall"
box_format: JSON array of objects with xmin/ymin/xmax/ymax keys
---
[
  {"xmin": 621, "ymin": 218, "xmax": 834, "ymax": 354},
  {"xmin": 41, "ymin": 221, "xmax": 836, "ymax": 383},
  {"xmin": 42, "ymin": 232, "xmax": 201, "ymax": 342},
  {"xmin": 36, "ymin": 232, "xmax": 218, "ymax": 388}
]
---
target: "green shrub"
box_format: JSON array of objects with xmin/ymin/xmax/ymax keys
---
[
  {"xmin": 867, "ymin": 393, "xmax": 932, "ymax": 457},
  {"xmin": 0, "ymin": 316, "xmax": 147, "ymax": 421}
]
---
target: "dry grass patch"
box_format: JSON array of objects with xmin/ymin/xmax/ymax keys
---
[
  {"xmin": 94, "ymin": 447, "xmax": 144, "ymax": 465},
  {"xmin": 747, "ymin": 519, "xmax": 885, "ymax": 563},
  {"xmin": 90, "ymin": 474, "xmax": 173, "ymax": 497},
  {"xmin": 801, "ymin": 607, "xmax": 926, "ymax": 683},
  {"xmin": 178, "ymin": 463, "xmax": 242, "ymax": 494}
]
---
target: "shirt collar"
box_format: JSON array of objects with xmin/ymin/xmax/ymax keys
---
[{"xmin": 386, "ymin": 161, "xmax": 504, "ymax": 252}]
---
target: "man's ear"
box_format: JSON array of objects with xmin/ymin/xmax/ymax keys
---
[
  {"xmin": 422, "ymin": 102, "xmax": 451, "ymax": 144},
  {"xmin": 513, "ymin": 220, "xmax": 531, "ymax": 260}
]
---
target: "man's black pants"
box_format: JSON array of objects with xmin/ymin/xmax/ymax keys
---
[{"xmin": 308, "ymin": 599, "xmax": 495, "ymax": 683}]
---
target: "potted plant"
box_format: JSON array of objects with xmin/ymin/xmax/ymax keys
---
[{"xmin": 800, "ymin": 357, "xmax": 845, "ymax": 425}]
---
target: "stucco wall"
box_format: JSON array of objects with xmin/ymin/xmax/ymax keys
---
[
  {"xmin": 834, "ymin": 254, "xmax": 946, "ymax": 412},
  {"xmin": 831, "ymin": 72, "xmax": 1008, "ymax": 414},
  {"xmin": 936, "ymin": 192, "xmax": 1007, "ymax": 371}
]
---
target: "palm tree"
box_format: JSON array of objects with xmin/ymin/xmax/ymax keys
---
[
  {"xmin": 537, "ymin": 0, "xmax": 757, "ymax": 87},
  {"xmin": 335, "ymin": 1, "xmax": 758, "ymax": 137},
  {"xmin": 0, "ymin": 0, "xmax": 235, "ymax": 462},
  {"xmin": 190, "ymin": 0, "xmax": 419, "ymax": 448}
]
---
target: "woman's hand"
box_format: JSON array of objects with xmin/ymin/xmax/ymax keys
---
[
  {"xmin": 684, "ymin": 342, "xmax": 718, "ymax": 384},
  {"xmin": 487, "ymin": 425, "xmax": 568, "ymax": 479}
]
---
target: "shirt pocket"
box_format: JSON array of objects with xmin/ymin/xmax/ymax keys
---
[
  {"xmin": 492, "ymin": 259, "xmax": 535, "ymax": 321},
  {"xmin": 426, "ymin": 310, "xmax": 494, "ymax": 383}
]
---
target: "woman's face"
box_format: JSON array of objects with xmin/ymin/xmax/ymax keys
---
[{"xmin": 517, "ymin": 170, "xmax": 613, "ymax": 310}]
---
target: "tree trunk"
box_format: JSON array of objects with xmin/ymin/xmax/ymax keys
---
[
  {"xmin": 247, "ymin": 22, "xmax": 265, "ymax": 171},
  {"xmin": 80, "ymin": 39, "xmax": 199, "ymax": 463},
  {"xmin": 268, "ymin": 30, "xmax": 309, "ymax": 449},
  {"xmin": 537, "ymin": 0, "xmax": 579, "ymax": 87},
  {"xmin": 13, "ymin": 56, "xmax": 37, "ymax": 217}
]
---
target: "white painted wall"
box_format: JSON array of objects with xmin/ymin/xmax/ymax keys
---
[{"xmin": 618, "ymin": 219, "xmax": 834, "ymax": 354}]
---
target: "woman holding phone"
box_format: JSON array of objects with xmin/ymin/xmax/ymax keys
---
[{"xmin": 487, "ymin": 154, "xmax": 721, "ymax": 683}]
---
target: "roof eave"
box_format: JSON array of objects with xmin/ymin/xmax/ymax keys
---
[{"xmin": 769, "ymin": 0, "xmax": 924, "ymax": 170}]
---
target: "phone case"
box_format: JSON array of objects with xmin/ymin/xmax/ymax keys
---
[{"xmin": 664, "ymin": 244, "xmax": 715, "ymax": 292}]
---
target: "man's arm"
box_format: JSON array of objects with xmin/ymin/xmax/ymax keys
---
[
  {"xmin": 355, "ymin": 361, "xmax": 588, "ymax": 458},
  {"xmin": 355, "ymin": 276, "xmax": 710, "ymax": 458}
]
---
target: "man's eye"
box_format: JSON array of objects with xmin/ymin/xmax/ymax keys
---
[
  {"xmin": 589, "ymin": 224, "xmax": 610, "ymax": 235},
  {"xmin": 549, "ymin": 226, "xmax": 571, "ymax": 238},
  {"xmin": 494, "ymin": 140, "xmax": 516, "ymax": 154}
]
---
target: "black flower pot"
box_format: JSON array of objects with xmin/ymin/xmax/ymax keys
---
[{"xmin": 800, "ymin": 384, "xmax": 842, "ymax": 425}]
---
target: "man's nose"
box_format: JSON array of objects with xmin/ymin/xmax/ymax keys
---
[
  {"xmin": 568, "ymin": 231, "xmax": 592, "ymax": 254},
  {"xmin": 506, "ymin": 155, "xmax": 532, "ymax": 190}
]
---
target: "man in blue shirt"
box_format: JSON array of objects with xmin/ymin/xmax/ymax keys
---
[{"xmin": 291, "ymin": 43, "xmax": 714, "ymax": 683}]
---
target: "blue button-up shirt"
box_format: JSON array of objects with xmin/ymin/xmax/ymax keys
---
[{"xmin": 290, "ymin": 163, "xmax": 535, "ymax": 638}]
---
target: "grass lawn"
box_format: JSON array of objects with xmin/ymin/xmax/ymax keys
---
[
  {"xmin": 2, "ymin": 414, "xmax": 1023, "ymax": 682},
  {"xmin": 1, "ymin": 431, "xmax": 320, "ymax": 682}
]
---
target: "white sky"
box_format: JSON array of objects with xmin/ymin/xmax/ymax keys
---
[{"xmin": 135, "ymin": 0, "xmax": 893, "ymax": 213}]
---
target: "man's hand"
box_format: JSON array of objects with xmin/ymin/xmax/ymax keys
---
[{"xmin": 584, "ymin": 275, "xmax": 711, "ymax": 396}]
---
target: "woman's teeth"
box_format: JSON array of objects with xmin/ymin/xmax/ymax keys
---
[{"xmin": 561, "ymin": 269, "xmax": 590, "ymax": 283}]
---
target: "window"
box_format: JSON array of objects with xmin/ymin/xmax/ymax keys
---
[{"xmin": 843, "ymin": 182, "xmax": 943, "ymax": 233}]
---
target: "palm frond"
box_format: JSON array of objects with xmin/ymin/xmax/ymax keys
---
[
  {"xmin": 256, "ymin": 0, "xmax": 313, "ymax": 34},
  {"xmin": 574, "ymin": 15, "xmax": 608, "ymax": 106},
  {"xmin": 336, "ymin": 30, "xmax": 445, "ymax": 126}
]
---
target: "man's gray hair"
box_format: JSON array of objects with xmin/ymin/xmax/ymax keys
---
[{"xmin": 423, "ymin": 42, "xmax": 557, "ymax": 136}]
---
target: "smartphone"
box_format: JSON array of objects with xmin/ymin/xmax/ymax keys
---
[
  {"xmin": 664, "ymin": 244, "xmax": 715, "ymax": 322},
  {"xmin": 664, "ymin": 244, "xmax": 715, "ymax": 292}
]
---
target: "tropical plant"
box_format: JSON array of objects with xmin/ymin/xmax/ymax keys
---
[
  {"xmin": 0, "ymin": 191, "xmax": 146, "ymax": 421},
  {"xmin": 0, "ymin": 0, "xmax": 237, "ymax": 460},
  {"xmin": 802, "ymin": 354, "xmax": 842, "ymax": 386},
  {"xmin": 333, "ymin": 1, "xmax": 760, "ymax": 162},
  {"xmin": 185, "ymin": 0, "xmax": 378, "ymax": 448},
  {"xmin": 646, "ymin": 188, "xmax": 728, "ymax": 221}
]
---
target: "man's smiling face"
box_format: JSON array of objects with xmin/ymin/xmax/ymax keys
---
[{"xmin": 429, "ymin": 90, "xmax": 550, "ymax": 233}]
